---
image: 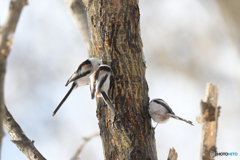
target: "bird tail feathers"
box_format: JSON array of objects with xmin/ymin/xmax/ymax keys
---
[
  {"xmin": 100, "ymin": 91, "xmax": 118, "ymax": 114},
  {"xmin": 53, "ymin": 83, "xmax": 76, "ymax": 116},
  {"xmin": 168, "ymin": 113, "xmax": 194, "ymax": 126}
]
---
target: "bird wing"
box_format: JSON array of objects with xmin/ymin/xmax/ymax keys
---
[
  {"xmin": 76, "ymin": 59, "xmax": 92, "ymax": 72},
  {"xmin": 65, "ymin": 70, "xmax": 92, "ymax": 86},
  {"xmin": 97, "ymin": 74, "xmax": 108, "ymax": 93},
  {"xmin": 90, "ymin": 71, "xmax": 97, "ymax": 99},
  {"xmin": 65, "ymin": 59, "xmax": 93, "ymax": 86},
  {"xmin": 153, "ymin": 99, "xmax": 175, "ymax": 115},
  {"xmin": 90, "ymin": 72, "xmax": 108, "ymax": 99}
]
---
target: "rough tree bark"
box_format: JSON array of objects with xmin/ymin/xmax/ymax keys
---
[
  {"xmin": 198, "ymin": 83, "xmax": 220, "ymax": 160},
  {"xmin": 87, "ymin": 0, "xmax": 157, "ymax": 159}
]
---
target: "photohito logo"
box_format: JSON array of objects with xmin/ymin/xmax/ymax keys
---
[{"xmin": 210, "ymin": 151, "xmax": 238, "ymax": 157}]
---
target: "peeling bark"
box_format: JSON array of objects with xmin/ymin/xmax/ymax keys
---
[
  {"xmin": 167, "ymin": 147, "xmax": 178, "ymax": 160},
  {"xmin": 199, "ymin": 83, "xmax": 220, "ymax": 160},
  {"xmin": 87, "ymin": 0, "xmax": 157, "ymax": 159}
]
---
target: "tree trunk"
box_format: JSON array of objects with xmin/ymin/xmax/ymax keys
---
[{"xmin": 87, "ymin": 0, "xmax": 157, "ymax": 159}]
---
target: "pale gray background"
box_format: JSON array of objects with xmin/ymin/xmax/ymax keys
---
[{"xmin": 1, "ymin": 0, "xmax": 239, "ymax": 160}]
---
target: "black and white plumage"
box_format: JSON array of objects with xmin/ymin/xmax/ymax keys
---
[
  {"xmin": 53, "ymin": 58, "xmax": 102, "ymax": 116},
  {"xmin": 149, "ymin": 98, "xmax": 193, "ymax": 128},
  {"xmin": 89, "ymin": 64, "xmax": 118, "ymax": 115}
]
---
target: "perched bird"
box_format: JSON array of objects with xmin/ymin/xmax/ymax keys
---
[
  {"xmin": 148, "ymin": 98, "xmax": 193, "ymax": 128},
  {"xmin": 89, "ymin": 64, "xmax": 118, "ymax": 116},
  {"xmin": 53, "ymin": 58, "xmax": 102, "ymax": 116}
]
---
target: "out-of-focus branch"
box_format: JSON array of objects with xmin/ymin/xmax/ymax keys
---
[
  {"xmin": 167, "ymin": 147, "xmax": 178, "ymax": 160},
  {"xmin": 65, "ymin": 0, "xmax": 91, "ymax": 53},
  {"xmin": 71, "ymin": 133, "xmax": 99, "ymax": 160},
  {"xmin": 0, "ymin": 0, "xmax": 27, "ymax": 58},
  {"xmin": 0, "ymin": 104, "xmax": 6, "ymax": 157},
  {"xmin": 3, "ymin": 106, "xmax": 46, "ymax": 160},
  {"xmin": 216, "ymin": 1, "xmax": 240, "ymax": 51},
  {"xmin": 0, "ymin": 0, "xmax": 27, "ymax": 154},
  {"xmin": 198, "ymin": 83, "xmax": 220, "ymax": 160}
]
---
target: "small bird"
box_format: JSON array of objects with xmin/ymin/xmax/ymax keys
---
[
  {"xmin": 53, "ymin": 58, "xmax": 102, "ymax": 116},
  {"xmin": 148, "ymin": 98, "xmax": 193, "ymax": 128},
  {"xmin": 89, "ymin": 64, "xmax": 118, "ymax": 116}
]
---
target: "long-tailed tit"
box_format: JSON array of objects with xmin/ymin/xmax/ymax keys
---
[
  {"xmin": 149, "ymin": 98, "xmax": 193, "ymax": 128},
  {"xmin": 53, "ymin": 58, "xmax": 102, "ymax": 116},
  {"xmin": 89, "ymin": 64, "xmax": 118, "ymax": 116}
]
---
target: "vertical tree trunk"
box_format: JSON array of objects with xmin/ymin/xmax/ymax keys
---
[{"xmin": 87, "ymin": 0, "xmax": 157, "ymax": 159}]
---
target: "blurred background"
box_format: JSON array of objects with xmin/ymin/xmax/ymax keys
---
[{"xmin": 1, "ymin": 0, "xmax": 240, "ymax": 159}]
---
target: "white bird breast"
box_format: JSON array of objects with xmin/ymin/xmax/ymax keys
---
[
  {"xmin": 149, "ymin": 102, "xmax": 171, "ymax": 123},
  {"xmin": 75, "ymin": 74, "xmax": 91, "ymax": 87}
]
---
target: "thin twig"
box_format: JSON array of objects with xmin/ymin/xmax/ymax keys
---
[
  {"xmin": 3, "ymin": 105, "xmax": 46, "ymax": 160},
  {"xmin": 199, "ymin": 83, "xmax": 220, "ymax": 160},
  {"xmin": 65, "ymin": 0, "xmax": 91, "ymax": 53},
  {"xmin": 167, "ymin": 147, "xmax": 178, "ymax": 160},
  {"xmin": 71, "ymin": 133, "xmax": 100, "ymax": 160}
]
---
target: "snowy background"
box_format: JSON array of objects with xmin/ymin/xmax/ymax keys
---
[{"xmin": 1, "ymin": 0, "xmax": 240, "ymax": 160}]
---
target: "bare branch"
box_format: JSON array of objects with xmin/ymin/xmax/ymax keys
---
[
  {"xmin": 215, "ymin": 1, "xmax": 240, "ymax": 52},
  {"xmin": 3, "ymin": 105, "xmax": 46, "ymax": 160},
  {"xmin": 167, "ymin": 147, "xmax": 178, "ymax": 160},
  {"xmin": 0, "ymin": 61, "xmax": 5, "ymax": 158},
  {"xmin": 0, "ymin": 0, "xmax": 27, "ymax": 156},
  {"xmin": 65, "ymin": 0, "xmax": 91, "ymax": 53},
  {"xmin": 71, "ymin": 133, "xmax": 99, "ymax": 160},
  {"xmin": 0, "ymin": 104, "xmax": 6, "ymax": 157},
  {"xmin": 0, "ymin": 0, "xmax": 27, "ymax": 58},
  {"xmin": 199, "ymin": 83, "xmax": 220, "ymax": 160}
]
